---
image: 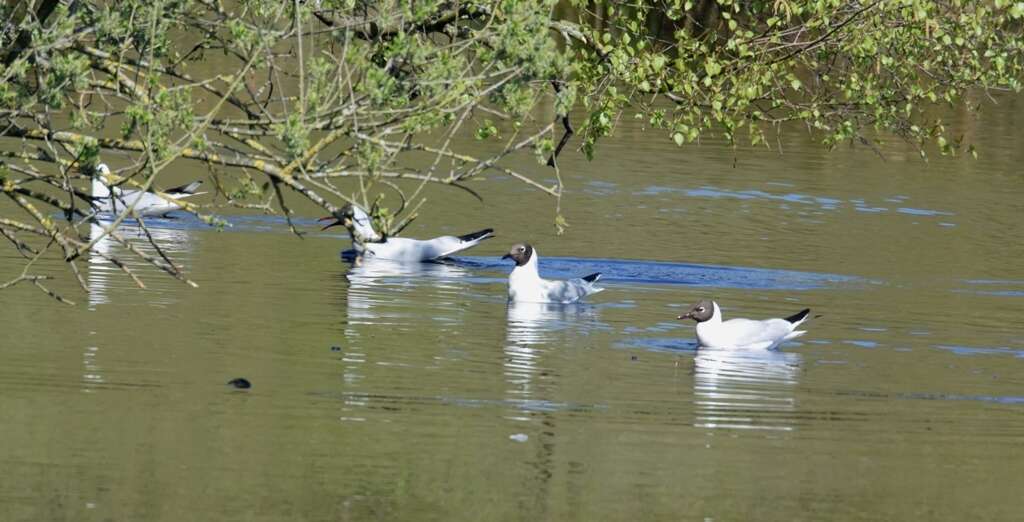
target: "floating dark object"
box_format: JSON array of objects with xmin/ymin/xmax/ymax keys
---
[
  {"xmin": 330, "ymin": 345, "xmax": 342, "ymax": 352},
  {"xmin": 630, "ymin": 355, "xmax": 639, "ymax": 361},
  {"xmin": 227, "ymin": 378, "xmax": 251, "ymax": 389}
]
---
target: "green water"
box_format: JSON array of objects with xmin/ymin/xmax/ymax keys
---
[{"xmin": 2, "ymin": 96, "xmax": 1023, "ymax": 521}]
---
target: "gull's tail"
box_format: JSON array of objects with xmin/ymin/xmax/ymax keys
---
[
  {"xmin": 458, "ymin": 228, "xmax": 494, "ymax": 244},
  {"xmin": 782, "ymin": 308, "xmax": 811, "ymax": 341},
  {"xmin": 165, "ymin": 180, "xmax": 205, "ymax": 197},
  {"xmin": 577, "ymin": 272, "xmax": 604, "ymax": 298},
  {"xmin": 784, "ymin": 308, "xmax": 811, "ymax": 327},
  {"xmin": 436, "ymin": 228, "xmax": 495, "ymax": 258}
]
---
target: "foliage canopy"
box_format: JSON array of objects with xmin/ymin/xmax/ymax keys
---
[{"xmin": 1, "ymin": 0, "xmax": 1021, "ymax": 302}]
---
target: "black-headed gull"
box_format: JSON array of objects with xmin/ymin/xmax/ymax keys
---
[
  {"xmin": 678, "ymin": 299, "xmax": 811, "ymax": 350},
  {"xmin": 502, "ymin": 243, "xmax": 603, "ymax": 304},
  {"xmin": 93, "ymin": 164, "xmax": 205, "ymax": 217},
  {"xmin": 319, "ymin": 204, "xmax": 494, "ymax": 262}
]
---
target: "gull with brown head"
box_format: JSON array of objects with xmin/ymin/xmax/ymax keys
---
[
  {"xmin": 678, "ymin": 299, "xmax": 812, "ymax": 350},
  {"xmin": 502, "ymin": 243, "xmax": 603, "ymax": 304}
]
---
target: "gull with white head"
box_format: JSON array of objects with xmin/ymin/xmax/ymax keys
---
[
  {"xmin": 319, "ymin": 204, "xmax": 494, "ymax": 262},
  {"xmin": 92, "ymin": 163, "xmax": 205, "ymax": 217}
]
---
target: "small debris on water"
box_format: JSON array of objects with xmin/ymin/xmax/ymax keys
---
[
  {"xmin": 227, "ymin": 378, "xmax": 251, "ymax": 389},
  {"xmin": 330, "ymin": 345, "xmax": 342, "ymax": 352},
  {"xmin": 509, "ymin": 433, "xmax": 529, "ymax": 443},
  {"xmin": 630, "ymin": 355, "xmax": 639, "ymax": 361}
]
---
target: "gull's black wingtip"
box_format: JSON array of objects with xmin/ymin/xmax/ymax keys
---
[
  {"xmin": 458, "ymin": 228, "xmax": 494, "ymax": 242},
  {"xmin": 784, "ymin": 308, "xmax": 811, "ymax": 324},
  {"xmin": 166, "ymin": 180, "xmax": 204, "ymax": 195},
  {"xmin": 581, "ymin": 272, "xmax": 601, "ymax": 283}
]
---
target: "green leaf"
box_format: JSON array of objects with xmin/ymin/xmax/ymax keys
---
[{"xmin": 704, "ymin": 59, "xmax": 722, "ymax": 77}]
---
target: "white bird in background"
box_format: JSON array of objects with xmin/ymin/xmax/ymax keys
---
[
  {"xmin": 319, "ymin": 204, "xmax": 494, "ymax": 262},
  {"xmin": 678, "ymin": 299, "xmax": 812, "ymax": 350},
  {"xmin": 92, "ymin": 163, "xmax": 205, "ymax": 217},
  {"xmin": 502, "ymin": 243, "xmax": 603, "ymax": 304}
]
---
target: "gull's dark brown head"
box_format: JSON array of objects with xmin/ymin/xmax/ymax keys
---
[
  {"xmin": 501, "ymin": 243, "xmax": 533, "ymax": 267},
  {"xmin": 678, "ymin": 299, "xmax": 715, "ymax": 322}
]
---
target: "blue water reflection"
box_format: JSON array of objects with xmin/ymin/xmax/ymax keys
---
[{"xmin": 459, "ymin": 255, "xmax": 859, "ymax": 290}]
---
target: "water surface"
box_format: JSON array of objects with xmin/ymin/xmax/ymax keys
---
[{"xmin": 2, "ymin": 97, "xmax": 1023, "ymax": 521}]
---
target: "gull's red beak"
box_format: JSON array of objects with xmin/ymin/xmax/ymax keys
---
[{"xmin": 319, "ymin": 215, "xmax": 341, "ymax": 231}]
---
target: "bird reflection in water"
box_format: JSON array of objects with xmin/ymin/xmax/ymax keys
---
[
  {"xmin": 503, "ymin": 302, "xmax": 601, "ymax": 412},
  {"xmin": 505, "ymin": 302, "xmax": 600, "ymax": 346},
  {"xmin": 339, "ymin": 259, "xmax": 476, "ymax": 414},
  {"xmin": 692, "ymin": 348, "xmax": 802, "ymax": 432},
  {"xmin": 84, "ymin": 219, "xmax": 194, "ymax": 393},
  {"xmin": 343, "ymin": 258, "xmax": 473, "ymax": 327},
  {"xmin": 87, "ymin": 220, "xmax": 194, "ymax": 308}
]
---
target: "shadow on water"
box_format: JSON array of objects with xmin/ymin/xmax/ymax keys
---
[
  {"xmin": 86, "ymin": 213, "xmax": 861, "ymax": 292},
  {"xmin": 81, "ymin": 212, "xmax": 333, "ymax": 235},
  {"xmin": 113, "ymin": 212, "xmax": 327, "ymax": 233},
  {"xmin": 456, "ymin": 254, "xmax": 861, "ymax": 290}
]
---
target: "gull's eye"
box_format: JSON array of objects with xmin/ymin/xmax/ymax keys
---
[
  {"xmin": 519, "ymin": 247, "xmax": 525, "ymax": 252},
  {"xmin": 696, "ymin": 307, "xmax": 705, "ymax": 312}
]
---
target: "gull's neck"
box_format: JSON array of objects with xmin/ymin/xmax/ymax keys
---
[
  {"xmin": 511, "ymin": 249, "xmax": 540, "ymax": 279},
  {"xmin": 709, "ymin": 302, "xmax": 723, "ymax": 324},
  {"xmin": 92, "ymin": 175, "xmax": 110, "ymax": 199},
  {"xmin": 349, "ymin": 206, "xmax": 383, "ymax": 242}
]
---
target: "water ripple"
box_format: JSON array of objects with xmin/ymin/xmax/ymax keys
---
[
  {"xmin": 935, "ymin": 344, "xmax": 1024, "ymax": 358},
  {"xmin": 459, "ymin": 255, "xmax": 859, "ymax": 290},
  {"xmin": 633, "ymin": 184, "xmax": 955, "ymax": 222}
]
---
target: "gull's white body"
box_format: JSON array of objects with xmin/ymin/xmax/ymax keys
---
[
  {"xmin": 354, "ymin": 236, "xmax": 485, "ymax": 262},
  {"xmin": 507, "ymin": 248, "xmax": 603, "ymax": 304},
  {"xmin": 92, "ymin": 164, "xmax": 204, "ymax": 217},
  {"xmin": 344, "ymin": 206, "xmax": 492, "ymax": 262},
  {"xmin": 695, "ymin": 302, "xmax": 808, "ymax": 350}
]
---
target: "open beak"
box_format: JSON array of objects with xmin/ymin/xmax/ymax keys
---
[
  {"xmin": 318, "ymin": 215, "xmax": 341, "ymax": 231},
  {"xmin": 501, "ymin": 253, "xmax": 512, "ymax": 261}
]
